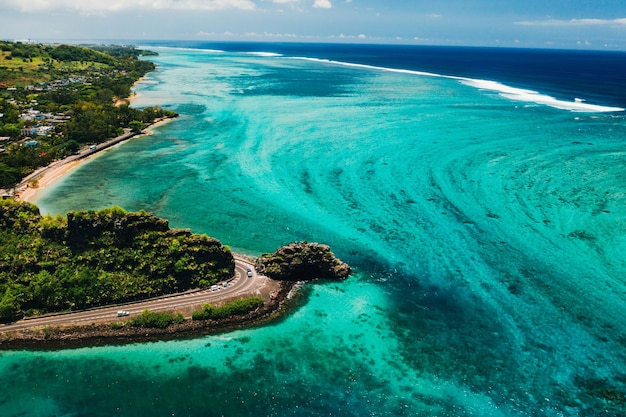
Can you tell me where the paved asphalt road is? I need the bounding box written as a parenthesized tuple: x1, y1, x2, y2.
(0, 256, 267, 332)
(15, 129, 135, 192)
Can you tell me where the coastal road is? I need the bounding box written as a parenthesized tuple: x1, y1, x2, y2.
(15, 119, 173, 200)
(14, 129, 136, 193)
(0, 256, 270, 333)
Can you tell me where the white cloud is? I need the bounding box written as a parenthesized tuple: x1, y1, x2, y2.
(332, 33, 365, 40)
(516, 18, 626, 27)
(4, 0, 257, 13)
(272, 0, 304, 12)
(312, 0, 331, 9)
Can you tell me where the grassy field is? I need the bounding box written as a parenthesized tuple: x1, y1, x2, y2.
(0, 51, 109, 87)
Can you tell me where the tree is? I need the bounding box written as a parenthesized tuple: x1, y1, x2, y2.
(0, 123, 23, 139)
(115, 103, 142, 126)
(129, 120, 144, 133)
(63, 140, 80, 154)
(0, 99, 21, 124)
(0, 288, 21, 322)
(0, 162, 23, 189)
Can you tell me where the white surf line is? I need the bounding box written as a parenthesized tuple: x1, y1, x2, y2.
(288, 56, 625, 113)
(139, 45, 225, 54)
(245, 52, 284, 57)
(458, 78, 625, 113)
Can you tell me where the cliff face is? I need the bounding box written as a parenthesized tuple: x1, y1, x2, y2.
(66, 209, 169, 249)
(256, 242, 351, 281)
(63, 208, 235, 289)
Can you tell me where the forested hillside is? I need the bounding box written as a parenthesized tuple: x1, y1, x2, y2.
(0, 201, 234, 322)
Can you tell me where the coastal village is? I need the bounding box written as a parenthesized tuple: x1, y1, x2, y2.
(0, 41, 172, 198)
(0, 78, 76, 146)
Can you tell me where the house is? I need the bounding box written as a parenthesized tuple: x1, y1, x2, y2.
(22, 127, 37, 136)
(45, 113, 69, 126)
(35, 126, 54, 136)
(20, 109, 44, 122)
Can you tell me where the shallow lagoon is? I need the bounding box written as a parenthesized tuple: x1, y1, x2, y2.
(8, 46, 626, 416)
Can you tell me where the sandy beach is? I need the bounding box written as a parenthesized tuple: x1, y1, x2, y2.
(114, 92, 142, 107)
(16, 116, 176, 204)
(114, 75, 147, 107)
(17, 159, 83, 202)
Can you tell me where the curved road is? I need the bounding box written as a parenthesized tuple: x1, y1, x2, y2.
(0, 256, 269, 333)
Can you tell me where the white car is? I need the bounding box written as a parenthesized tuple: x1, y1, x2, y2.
(246, 269, 253, 277)
(211, 285, 220, 291)
(117, 310, 130, 317)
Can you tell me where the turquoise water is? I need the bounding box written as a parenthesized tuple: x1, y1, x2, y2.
(4, 47, 626, 416)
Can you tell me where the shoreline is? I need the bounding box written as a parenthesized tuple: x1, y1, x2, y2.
(0, 75, 309, 350)
(16, 116, 176, 204)
(0, 281, 302, 351)
(2, 77, 306, 351)
(115, 74, 146, 107)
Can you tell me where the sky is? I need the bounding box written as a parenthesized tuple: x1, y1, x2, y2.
(1, 0, 626, 49)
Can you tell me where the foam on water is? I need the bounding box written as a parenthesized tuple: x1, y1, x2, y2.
(460, 78, 625, 112)
(293, 56, 625, 113)
(246, 51, 284, 57)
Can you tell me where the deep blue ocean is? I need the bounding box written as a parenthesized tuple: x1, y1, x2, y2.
(3, 42, 626, 417)
(144, 41, 626, 108)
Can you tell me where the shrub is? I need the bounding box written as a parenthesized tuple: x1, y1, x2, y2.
(0, 288, 21, 322)
(192, 297, 264, 321)
(40, 214, 66, 241)
(99, 206, 127, 217)
(129, 309, 184, 328)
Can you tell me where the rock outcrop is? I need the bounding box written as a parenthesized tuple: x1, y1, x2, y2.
(256, 242, 351, 281)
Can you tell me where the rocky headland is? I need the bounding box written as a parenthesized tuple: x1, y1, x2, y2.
(255, 241, 351, 281)
(0, 206, 351, 350)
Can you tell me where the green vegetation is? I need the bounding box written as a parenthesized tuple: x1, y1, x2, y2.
(0, 40, 177, 189)
(256, 241, 351, 281)
(130, 309, 185, 329)
(0, 41, 151, 89)
(192, 297, 265, 321)
(0, 200, 234, 323)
